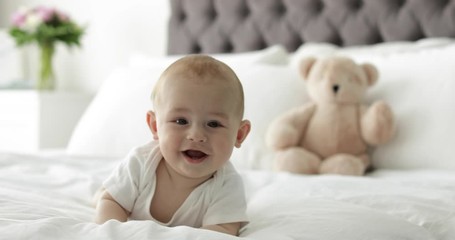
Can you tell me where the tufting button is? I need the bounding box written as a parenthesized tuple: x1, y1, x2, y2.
(352, 0, 363, 10)
(224, 42, 233, 52)
(313, 0, 324, 12)
(192, 44, 201, 53)
(240, 6, 250, 18)
(396, 0, 406, 7)
(207, 9, 217, 20)
(257, 39, 266, 50)
(179, 12, 186, 22)
(276, 3, 287, 15)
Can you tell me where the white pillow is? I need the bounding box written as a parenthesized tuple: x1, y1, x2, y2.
(290, 37, 455, 69)
(231, 64, 308, 170)
(291, 38, 455, 170)
(67, 47, 292, 159)
(66, 66, 157, 157)
(365, 44, 455, 170)
(129, 44, 289, 68)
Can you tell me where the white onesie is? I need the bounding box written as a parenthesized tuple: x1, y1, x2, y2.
(103, 141, 248, 227)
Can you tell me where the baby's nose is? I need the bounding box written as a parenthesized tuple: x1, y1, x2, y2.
(187, 128, 207, 142)
(187, 136, 207, 142)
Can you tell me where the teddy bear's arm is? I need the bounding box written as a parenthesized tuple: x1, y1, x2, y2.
(360, 101, 396, 145)
(266, 103, 316, 150)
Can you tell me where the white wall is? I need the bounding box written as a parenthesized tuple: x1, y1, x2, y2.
(0, 0, 170, 93)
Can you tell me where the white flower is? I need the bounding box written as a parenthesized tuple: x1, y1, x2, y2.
(23, 12, 42, 33)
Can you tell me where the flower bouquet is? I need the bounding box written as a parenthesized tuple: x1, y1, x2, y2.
(9, 6, 84, 90)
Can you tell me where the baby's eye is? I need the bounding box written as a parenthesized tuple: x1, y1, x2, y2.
(175, 118, 188, 125)
(207, 121, 222, 128)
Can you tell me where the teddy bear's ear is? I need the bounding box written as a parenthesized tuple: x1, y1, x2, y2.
(362, 63, 379, 86)
(299, 57, 317, 80)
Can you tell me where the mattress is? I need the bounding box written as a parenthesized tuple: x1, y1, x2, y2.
(1, 152, 454, 239)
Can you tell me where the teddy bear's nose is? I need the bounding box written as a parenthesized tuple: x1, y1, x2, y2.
(332, 84, 340, 93)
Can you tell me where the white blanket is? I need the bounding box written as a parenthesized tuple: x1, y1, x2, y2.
(1, 153, 454, 240)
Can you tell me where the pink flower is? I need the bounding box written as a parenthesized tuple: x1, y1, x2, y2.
(11, 8, 27, 27)
(34, 6, 55, 22)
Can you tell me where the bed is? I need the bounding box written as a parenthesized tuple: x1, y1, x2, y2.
(1, 0, 455, 239)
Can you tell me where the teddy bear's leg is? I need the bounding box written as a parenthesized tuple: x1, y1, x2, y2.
(319, 154, 367, 176)
(357, 154, 370, 169)
(274, 147, 321, 174)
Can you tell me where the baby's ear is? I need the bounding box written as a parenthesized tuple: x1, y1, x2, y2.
(235, 120, 251, 148)
(146, 111, 159, 140)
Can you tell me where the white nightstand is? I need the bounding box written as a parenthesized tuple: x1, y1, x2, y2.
(0, 90, 93, 152)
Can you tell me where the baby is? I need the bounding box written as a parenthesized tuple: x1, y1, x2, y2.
(94, 55, 251, 236)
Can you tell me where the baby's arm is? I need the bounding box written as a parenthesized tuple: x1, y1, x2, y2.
(94, 189, 130, 224)
(201, 222, 241, 236)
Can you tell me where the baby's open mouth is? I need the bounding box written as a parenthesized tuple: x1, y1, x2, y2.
(183, 150, 208, 163)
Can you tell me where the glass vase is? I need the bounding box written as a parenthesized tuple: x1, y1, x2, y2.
(38, 43, 56, 90)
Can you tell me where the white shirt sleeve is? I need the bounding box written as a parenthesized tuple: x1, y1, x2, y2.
(103, 148, 143, 212)
(202, 165, 248, 226)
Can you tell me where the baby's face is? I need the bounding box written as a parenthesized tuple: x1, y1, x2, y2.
(152, 75, 246, 180)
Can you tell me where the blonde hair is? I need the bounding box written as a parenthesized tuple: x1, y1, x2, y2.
(152, 54, 245, 117)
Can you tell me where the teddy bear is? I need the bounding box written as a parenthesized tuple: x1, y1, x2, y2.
(266, 56, 395, 176)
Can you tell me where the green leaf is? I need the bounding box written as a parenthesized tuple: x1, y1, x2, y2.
(9, 16, 85, 48)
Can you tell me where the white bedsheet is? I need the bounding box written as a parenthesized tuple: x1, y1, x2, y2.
(0, 153, 454, 240)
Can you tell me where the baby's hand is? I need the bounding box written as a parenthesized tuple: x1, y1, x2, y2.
(94, 190, 129, 224)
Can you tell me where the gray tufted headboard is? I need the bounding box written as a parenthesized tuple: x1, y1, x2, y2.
(167, 0, 455, 55)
